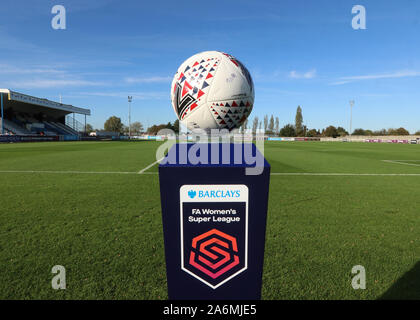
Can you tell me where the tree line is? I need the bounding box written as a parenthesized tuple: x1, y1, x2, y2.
(86, 108, 419, 137)
(84, 116, 180, 135)
(242, 106, 419, 137)
(241, 106, 350, 137)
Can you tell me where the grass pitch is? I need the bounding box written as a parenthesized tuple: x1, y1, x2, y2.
(0, 141, 419, 299)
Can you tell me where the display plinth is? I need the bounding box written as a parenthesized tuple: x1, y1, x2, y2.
(159, 143, 270, 300)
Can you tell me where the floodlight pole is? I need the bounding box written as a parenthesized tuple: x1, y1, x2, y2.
(128, 96, 133, 138)
(349, 100, 355, 137)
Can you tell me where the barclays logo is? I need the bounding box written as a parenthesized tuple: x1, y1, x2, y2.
(198, 190, 240, 198)
(188, 190, 197, 199)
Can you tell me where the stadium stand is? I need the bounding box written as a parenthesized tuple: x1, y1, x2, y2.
(0, 89, 90, 141)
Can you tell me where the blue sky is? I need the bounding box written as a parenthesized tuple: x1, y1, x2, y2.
(1, 0, 420, 132)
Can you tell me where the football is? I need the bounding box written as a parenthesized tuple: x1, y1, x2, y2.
(171, 51, 254, 131)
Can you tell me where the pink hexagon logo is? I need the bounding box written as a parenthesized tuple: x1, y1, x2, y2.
(184, 228, 246, 289)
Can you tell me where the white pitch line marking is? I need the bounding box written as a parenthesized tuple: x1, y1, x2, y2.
(270, 172, 420, 176)
(0, 170, 419, 176)
(137, 157, 165, 174)
(382, 160, 420, 161)
(382, 160, 420, 167)
(0, 170, 138, 175)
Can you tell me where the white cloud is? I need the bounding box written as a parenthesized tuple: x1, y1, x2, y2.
(331, 70, 420, 85)
(0, 62, 108, 89)
(124, 76, 171, 84)
(73, 91, 167, 100)
(329, 80, 351, 86)
(0, 64, 65, 75)
(8, 79, 106, 89)
(289, 69, 317, 79)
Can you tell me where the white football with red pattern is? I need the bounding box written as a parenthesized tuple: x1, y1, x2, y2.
(171, 51, 254, 131)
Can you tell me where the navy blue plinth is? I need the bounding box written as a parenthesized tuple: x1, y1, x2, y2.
(159, 143, 270, 300)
